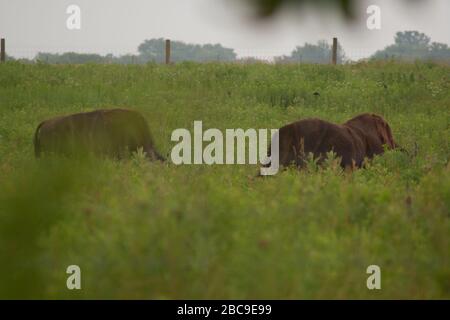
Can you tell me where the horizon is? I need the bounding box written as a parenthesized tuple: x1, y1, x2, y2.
(1, 0, 449, 61)
(6, 31, 450, 62)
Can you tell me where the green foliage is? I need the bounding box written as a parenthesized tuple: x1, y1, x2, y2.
(276, 40, 346, 64)
(28, 39, 237, 65)
(138, 38, 237, 63)
(35, 52, 107, 64)
(0, 61, 448, 299)
(372, 31, 450, 62)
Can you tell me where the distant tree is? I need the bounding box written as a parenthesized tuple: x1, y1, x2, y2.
(276, 40, 346, 64)
(236, 57, 267, 64)
(4, 53, 15, 61)
(428, 42, 450, 60)
(29, 39, 237, 65)
(372, 31, 450, 61)
(394, 30, 430, 47)
(35, 52, 106, 64)
(137, 39, 166, 63)
(137, 38, 237, 62)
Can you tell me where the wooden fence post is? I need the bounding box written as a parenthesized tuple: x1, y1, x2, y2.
(1, 38, 5, 63)
(165, 39, 171, 65)
(332, 37, 337, 65)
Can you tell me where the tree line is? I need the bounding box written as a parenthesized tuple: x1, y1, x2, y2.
(371, 31, 450, 61)
(6, 31, 450, 64)
(31, 39, 236, 64)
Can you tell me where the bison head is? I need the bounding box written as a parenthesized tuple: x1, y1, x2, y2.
(345, 113, 397, 150)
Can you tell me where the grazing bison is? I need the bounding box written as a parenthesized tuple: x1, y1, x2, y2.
(270, 113, 399, 169)
(34, 109, 164, 161)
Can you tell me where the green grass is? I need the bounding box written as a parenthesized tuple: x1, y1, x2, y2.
(0, 61, 449, 299)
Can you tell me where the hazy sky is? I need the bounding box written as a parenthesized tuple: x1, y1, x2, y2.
(0, 0, 449, 59)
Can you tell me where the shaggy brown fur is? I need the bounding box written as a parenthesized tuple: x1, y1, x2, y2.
(272, 113, 398, 169)
(34, 109, 164, 161)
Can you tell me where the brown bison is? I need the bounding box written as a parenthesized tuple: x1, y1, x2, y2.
(34, 108, 164, 161)
(270, 113, 399, 169)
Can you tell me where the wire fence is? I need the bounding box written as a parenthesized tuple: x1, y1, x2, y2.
(1, 41, 449, 65)
(2, 49, 375, 64)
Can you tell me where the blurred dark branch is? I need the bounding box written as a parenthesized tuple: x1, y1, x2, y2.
(249, 0, 355, 18)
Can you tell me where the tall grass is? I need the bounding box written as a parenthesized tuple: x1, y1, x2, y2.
(0, 61, 448, 299)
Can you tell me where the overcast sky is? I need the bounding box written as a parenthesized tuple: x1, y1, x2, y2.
(0, 0, 449, 60)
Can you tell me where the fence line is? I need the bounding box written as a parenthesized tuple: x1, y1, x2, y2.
(332, 37, 337, 65)
(4, 38, 444, 65)
(1, 38, 5, 63)
(1, 37, 373, 64)
(165, 39, 171, 65)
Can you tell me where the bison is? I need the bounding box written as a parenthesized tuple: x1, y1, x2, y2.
(34, 108, 164, 161)
(269, 113, 400, 170)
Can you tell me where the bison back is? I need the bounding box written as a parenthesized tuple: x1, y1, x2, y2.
(34, 109, 160, 159)
(277, 118, 366, 168)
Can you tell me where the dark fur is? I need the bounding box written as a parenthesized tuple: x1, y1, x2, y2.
(271, 113, 398, 169)
(34, 108, 164, 161)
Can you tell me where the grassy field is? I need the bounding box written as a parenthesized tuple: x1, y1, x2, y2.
(0, 61, 448, 299)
